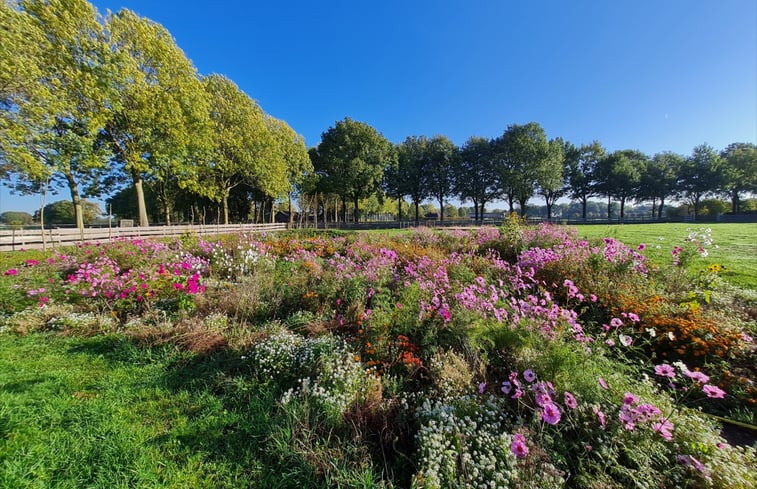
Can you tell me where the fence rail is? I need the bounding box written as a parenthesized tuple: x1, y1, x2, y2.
(0, 223, 287, 251)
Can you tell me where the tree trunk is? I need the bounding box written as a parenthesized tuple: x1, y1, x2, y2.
(472, 200, 478, 221)
(508, 194, 515, 213)
(518, 198, 527, 217)
(288, 194, 294, 229)
(620, 197, 625, 221)
(223, 194, 230, 225)
(731, 191, 739, 213)
(165, 203, 172, 226)
(581, 198, 587, 220)
(40, 183, 47, 251)
(133, 173, 149, 227)
(414, 200, 420, 225)
(353, 196, 360, 223)
(658, 198, 665, 220)
(397, 198, 402, 222)
(651, 197, 657, 219)
(607, 196, 612, 220)
(65, 174, 85, 231)
(438, 197, 444, 221)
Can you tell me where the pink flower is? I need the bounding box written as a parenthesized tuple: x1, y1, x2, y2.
(610, 317, 623, 328)
(619, 334, 633, 347)
(598, 377, 609, 390)
(478, 382, 486, 394)
(511, 436, 529, 458)
(684, 370, 710, 384)
(593, 406, 606, 428)
(501, 381, 512, 395)
(623, 392, 639, 405)
(653, 418, 674, 441)
(3, 269, 18, 276)
(563, 391, 578, 409)
(541, 402, 561, 425)
(523, 369, 537, 383)
(702, 384, 726, 399)
(627, 312, 640, 322)
(589, 294, 597, 302)
(654, 364, 676, 378)
(637, 243, 646, 251)
(535, 392, 552, 407)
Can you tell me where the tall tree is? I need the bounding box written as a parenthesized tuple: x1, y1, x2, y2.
(537, 138, 566, 220)
(200, 74, 276, 225)
(267, 116, 312, 227)
(2, 0, 113, 230)
(495, 122, 549, 216)
(315, 118, 394, 222)
(640, 152, 682, 219)
(456, 136, 499, 221)
(565, 141, 604, 220)
(396, 136, 430, 224)
(594, 150, 645, 220)
(720, 142, 757, 213)
(424, 135, 458, 222)
(103, 9, 211, 226)
(678, 143, 723, 220)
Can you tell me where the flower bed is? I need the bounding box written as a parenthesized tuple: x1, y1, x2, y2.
(1, 224, 755, 488)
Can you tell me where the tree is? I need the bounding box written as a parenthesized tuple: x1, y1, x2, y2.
(395, 136, 430, 224)
(456, 137, 499, 221)
(537, 138, 566, 220)
(200, 74, 276, 225)
(315, 118, 395, 222)
(594, 150, 645, 220)
(720, 142, 757, 213)
(2, 0, 114, 230)
(678, 144, 723, 220)
(565, 141, 604, 220)
(267, 117, 312, 227)
(103, 9, 212, 226)
(0, 211, 33, 226)
(35, 199, 101, 225)
(640, 152, 682, 219)
(424, 135, 458, 222)
(494, 122, 550, 216)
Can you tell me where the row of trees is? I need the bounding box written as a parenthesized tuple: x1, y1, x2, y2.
(1, 0, 310, 229)
(307, 118, 756, 224)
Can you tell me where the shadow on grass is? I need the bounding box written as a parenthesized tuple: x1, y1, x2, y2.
(64, 333, 332, 488)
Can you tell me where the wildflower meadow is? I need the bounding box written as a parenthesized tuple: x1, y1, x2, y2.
(0, 220, 755, 488)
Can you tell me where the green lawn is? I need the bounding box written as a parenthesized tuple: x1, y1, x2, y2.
(573, 223, 757, 290)
(0, 333, 382, 489)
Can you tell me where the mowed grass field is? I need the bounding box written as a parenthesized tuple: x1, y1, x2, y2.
(574, 222, 757, 290)
(0, 333, 369, 489)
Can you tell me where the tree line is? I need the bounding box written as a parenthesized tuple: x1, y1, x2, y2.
(1, 0, 310, 229)
(308, 119, 755, 224)
(2, 1, 755, 228)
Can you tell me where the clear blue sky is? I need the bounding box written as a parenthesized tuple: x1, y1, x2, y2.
(2, 0, 756, 214)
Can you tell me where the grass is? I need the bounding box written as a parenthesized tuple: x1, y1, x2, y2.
(574, 222, 757, 290)
(0, 333, 386, 489)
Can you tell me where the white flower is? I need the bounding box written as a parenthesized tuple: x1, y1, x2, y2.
(645, 327, 657, 337)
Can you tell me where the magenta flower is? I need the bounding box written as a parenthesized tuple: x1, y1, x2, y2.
(511, 436, 529, 458)
(563, 391, 578, 409)
(511, 388, 524, 399)
(523, 369, 537, 383)
(627, 312, 640, 322)
(623, 392, 639, 405)
(535, 392, 552, 407)
(593, 406, 607, 428)
(684, 370, 710, 383)
(3, 269, 18, 276)
(478, 382, 486, 394)
(653, 418, 674, 441)
(598, 377, 609, 390)
(702, 384, 726, 399)
(541, 402, 561, 425)
(610, 317, 623, 328)
(654, 364, 676, 378)
(24, 259, 39, 266)
(637, 243, 646, 251)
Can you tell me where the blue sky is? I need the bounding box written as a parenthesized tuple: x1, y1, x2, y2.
(2, 0, 756, 214)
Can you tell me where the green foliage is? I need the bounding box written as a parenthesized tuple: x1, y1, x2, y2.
(35, 198, 101, 225)
(0, 211, 33, 226)
(313, 117, 396, 222)
(494, 122, 550, 215)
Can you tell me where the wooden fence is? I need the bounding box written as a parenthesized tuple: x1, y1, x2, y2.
(0, 223, 287, 252)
